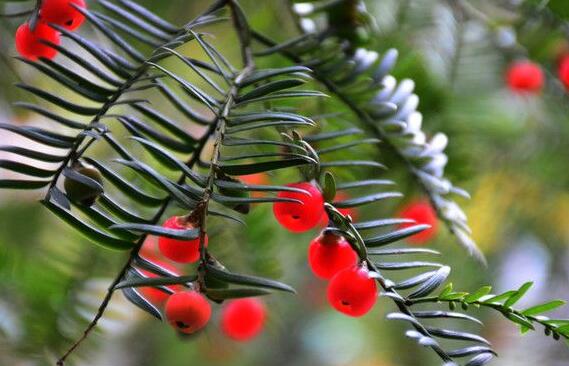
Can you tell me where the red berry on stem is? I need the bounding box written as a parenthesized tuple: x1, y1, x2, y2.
(15, 22, 60, 61)
(40, 0, 86, 31)
(221, 298, 267, 341)
(558, 55, 569, 90)
(327, 265, 377, 317)
(158, 216, 207, 263)
(506, 60, 544, 93)
(398, 199, 438, 245)
(308, 232, 358, 280)
(273, 182, 324, 232)
(165, 291, 211, 334)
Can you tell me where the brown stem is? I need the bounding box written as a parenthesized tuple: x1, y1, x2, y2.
(197, 0, 256, 272)
(55, 256, 132, 366)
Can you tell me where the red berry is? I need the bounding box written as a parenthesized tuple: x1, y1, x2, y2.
(158, 216, 207, 263)
(165, 291, 211, 334)
(398, 200, 438, 245)
(240, 172, 269, 186)
(15, 22, 60, 61)
(273, 182, 324, 232)
(308, 232, 358, 280)
(138, 259, 182, 306)
(558, 55, 569, 90)
(506, 60, 544, 93)
(327, 265, 377, 317)
(221, 298, 266, 341)
(40, 0, 86, 31)
(240, 173, 270, 198)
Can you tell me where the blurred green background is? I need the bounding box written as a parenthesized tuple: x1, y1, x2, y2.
(1, 0, 569, 365)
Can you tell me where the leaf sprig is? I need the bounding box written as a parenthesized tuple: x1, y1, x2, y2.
(412, 282, 569, 345)
(304, 119, 568, 364)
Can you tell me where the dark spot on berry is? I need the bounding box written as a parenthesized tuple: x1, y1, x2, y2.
(292, 215, 300, 219)
(176, 321, 189, 329)
(66, 19, 74, 26)
(341, 300, 350, 306)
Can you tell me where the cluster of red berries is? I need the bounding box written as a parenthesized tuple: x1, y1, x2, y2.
(506, 56, 569, 93)
(152, 181, 439, 332)
(273, 183, 374, 316)
(165, 292, 266, 341)
(309, 231, 377, 317)
(15, 0, 86, 61)
(272, 181, 440, 317)
(135, 216, 267, 341)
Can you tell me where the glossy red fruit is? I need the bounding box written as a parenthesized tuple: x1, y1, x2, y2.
(15, 22, 60, 61)
(240, 173, 270, 198)
(308, 232, 358, 280)
(506, 60, 544, 93)
(165, 291, 211, 334)
(327, 265, 377, 317)
(40, 0, 86, 31)
(558, 55, 569, 90)
(398, 200, 438, 245)
(221, 298, 267, 341)
(273, 182, 324, 232)
(158, 216, 207, 263)
(138, 259, 182, 306)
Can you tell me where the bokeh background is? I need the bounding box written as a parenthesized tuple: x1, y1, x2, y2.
(1, 0, 569, 365)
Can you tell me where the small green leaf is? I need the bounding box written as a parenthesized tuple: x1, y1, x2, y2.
(304, 128, 363, 142)
(408, 266, 450, 299)
(505, 312, 534, 330)
(334, 192, 402, 208)
(238, 79, 306, 102)
(504, 282, 533, 308)
(121, 287, 162, 320)
(482, 290, 517, 305)
(110, 223, 200, 240)
(238, 66, 311, 87)
(0, 179, 50, 189)
(522, 300, 566, 317)
(220, 158, 313, 175)
(557, 324, 569, 336)
(322, 172, 336, 202)
(205, 264, 296, 294)
(438, 283, 453, 298)
(43, 199, 135, 251)
(0, 160, 56, 178)
(375, 261, 443, 270)
(440, 292, 469, 301)
(464, 286, 492, 304)
(364, 225, 431, 247)
(543, 320, 569, 327)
